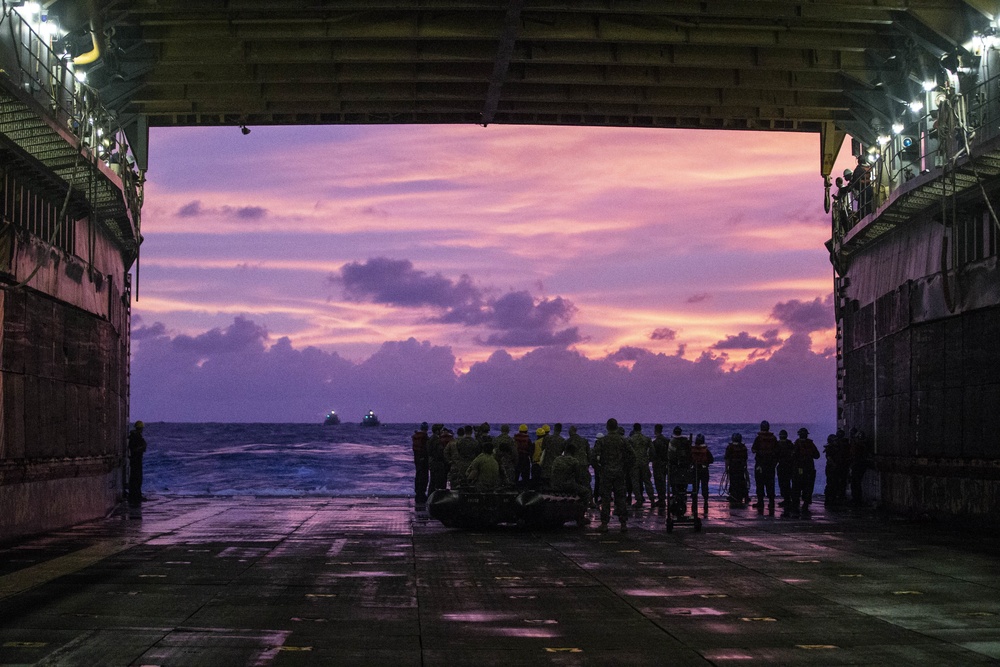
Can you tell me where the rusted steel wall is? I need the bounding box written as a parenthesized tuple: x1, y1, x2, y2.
(0, 224, 129, 540)
(841, 208, 1000, 519)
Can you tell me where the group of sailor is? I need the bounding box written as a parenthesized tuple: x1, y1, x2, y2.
(411, 418, 869, 532)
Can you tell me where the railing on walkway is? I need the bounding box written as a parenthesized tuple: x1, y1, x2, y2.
(0, 3, 142, 246)
(832, 69, 1000, 246)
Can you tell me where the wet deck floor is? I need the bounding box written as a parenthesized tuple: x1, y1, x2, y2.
(1, 497, 998, 666)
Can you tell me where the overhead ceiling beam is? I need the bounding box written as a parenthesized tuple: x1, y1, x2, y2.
(481, 0, 524, 125)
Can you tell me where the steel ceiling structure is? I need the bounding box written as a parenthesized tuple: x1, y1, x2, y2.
(51, 1, 996, 161)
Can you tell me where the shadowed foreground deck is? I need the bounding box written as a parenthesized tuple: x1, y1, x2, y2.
(1, 497, 998, 666)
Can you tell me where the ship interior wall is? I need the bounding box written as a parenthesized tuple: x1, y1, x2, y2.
(841, 207, 1000, 519)
(0, 286, 128, 539)
(1, 178, 129, 540)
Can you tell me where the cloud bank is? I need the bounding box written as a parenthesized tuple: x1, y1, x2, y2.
(130, 312, 835, 424)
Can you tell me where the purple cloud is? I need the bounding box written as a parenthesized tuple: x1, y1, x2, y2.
(227, 205, 267, 220)
(175, 200, 268, 220)
(338, 258, 479, 309)
(132, 321, 167, 340)
(177, 200, 203, 217)
(131, 316, 835, 424)
(686, 293, 711, 304)
(650, 327, 677, 341)
(771, 294, 834, 333)
(172, 316, 269, 355)
(713, 329, 781, 350)
(607, 346, 650, 362)
(336, 259, 580, 347)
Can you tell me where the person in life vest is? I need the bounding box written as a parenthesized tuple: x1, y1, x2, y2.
(751, 420, 779, 514)
(848, 427, 869, 506)
(492, 424, 517, 487)
(775, 429, 795, 507)
(466, 441, 501, 492)
(513, 424, 533, 488)
(447, 426, 480, 490)
(412, 422, 430, 504)
(790, 427, 821, 516)
(690, 434, 714, 517)
(540, 423, 566, 487)
(565, 425, 593, 506)
(724, 433, 750, 507)
(650, 424, 670, 510)
(824, 429, 850, 506)
(427, 424, 451, 494)
(667, 426, 692, 517)
(550, 442, 593, 516)
(532, 427, 546, 488)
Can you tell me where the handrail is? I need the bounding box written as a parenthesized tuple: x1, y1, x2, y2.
(832, 70, 1000, 244)
(0, 4, 142, 246)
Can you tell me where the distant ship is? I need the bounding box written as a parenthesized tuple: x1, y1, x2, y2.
(361, 410, 380, 427)
(323, 411, 341, 425)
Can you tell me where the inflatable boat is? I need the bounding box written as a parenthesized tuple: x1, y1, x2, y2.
(427, 488, 588, 530)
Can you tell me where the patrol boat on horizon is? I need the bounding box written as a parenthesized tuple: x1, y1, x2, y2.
(361, 410, 380, 427)
(323, 411, 341, 425)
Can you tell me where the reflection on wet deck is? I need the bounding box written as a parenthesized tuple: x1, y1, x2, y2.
(1, 497, 999, 665)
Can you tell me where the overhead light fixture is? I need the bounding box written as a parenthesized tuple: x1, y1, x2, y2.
(922, 80, 937, 91)
(877, 134, 891, 146)
(909, 100, 924, 113)
(891, 122, 905, 134)
(74, 70, 87, 83)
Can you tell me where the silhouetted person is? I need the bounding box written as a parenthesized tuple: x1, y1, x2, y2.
(427, 424, 450, 493)
(412, 422, 430, 504)
(127, 421, 147, 505)
(791, 428, 820, 516)
(752, 420, 778, 514)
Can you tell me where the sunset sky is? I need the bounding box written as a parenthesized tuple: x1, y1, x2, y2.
(129, 124, 852, 425)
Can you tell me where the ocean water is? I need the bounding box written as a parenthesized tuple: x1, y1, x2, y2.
(142, 421, 834, 498)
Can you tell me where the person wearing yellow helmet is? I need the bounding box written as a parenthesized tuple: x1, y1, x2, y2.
(127, 420, 147, 505)
(532, 427, 546, 486)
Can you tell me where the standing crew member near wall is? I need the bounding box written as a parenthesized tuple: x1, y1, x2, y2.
(127, 421, 147, 506)
(791, 427, 820, 516)
(412, 422, 430, 504)
(824, 431, 850, 506)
